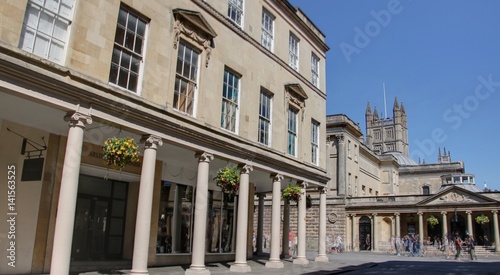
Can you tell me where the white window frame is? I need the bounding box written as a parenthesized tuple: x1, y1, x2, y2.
(109, 6, 148, 93)
(173, 41, 200, 116)
(287, 106, 298, 157)
(258, 90, 272, 146)
(311, 120, 319, 165)
(228, 0, 244, 28)
(311, 53, 320, 88)
(288, 32, 299, 70)
(261, 8, 274, 52)
(221, 68, 240, 133)
(19, 0, 75, 64)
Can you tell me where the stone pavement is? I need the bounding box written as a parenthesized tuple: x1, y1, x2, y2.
(42, 251, 500, 275)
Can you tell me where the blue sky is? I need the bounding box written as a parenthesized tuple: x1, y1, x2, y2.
(289, 0, 500, 191)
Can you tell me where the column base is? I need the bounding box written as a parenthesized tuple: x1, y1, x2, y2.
(130, 269, 149, 275)
(293, 257, 309, 265)
(185, 267, 211, 275)
(229, 263, 252, 273)
(265, 260, 284, 268)
(315, 255, 329, 262)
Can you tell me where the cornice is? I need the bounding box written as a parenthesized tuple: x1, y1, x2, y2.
(0, 44, 329, 184)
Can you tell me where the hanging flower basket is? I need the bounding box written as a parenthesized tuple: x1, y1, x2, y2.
(475, 214, 490, 225)
(103, 137, 140, 170)
(282, 183, 302, 204)
(214, 165, 240, 194)
(427, 215, 439, 228)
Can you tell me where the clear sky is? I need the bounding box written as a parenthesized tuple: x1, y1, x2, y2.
(289, 0, 500, 191)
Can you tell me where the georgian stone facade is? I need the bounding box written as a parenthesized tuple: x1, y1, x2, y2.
(0, 0, 329, 274)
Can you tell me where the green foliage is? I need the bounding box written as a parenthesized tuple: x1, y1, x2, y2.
(214, 165, 240, 194)
(282, 183, 302, 204)
(427, 215, 439, 227)
(475, 214, 490, 224)
(103, 137, 140, 169)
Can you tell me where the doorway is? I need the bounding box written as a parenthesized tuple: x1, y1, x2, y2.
(359, 216, 371, 250)
(72, 174, 128, 260)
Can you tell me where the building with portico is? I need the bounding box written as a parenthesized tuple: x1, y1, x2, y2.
(322, 99, 500, 254)
(0, 0, 330, 274)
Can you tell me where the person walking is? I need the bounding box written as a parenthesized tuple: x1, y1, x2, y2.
(468, 236, 477, 261)
(454, 236, 463, 260)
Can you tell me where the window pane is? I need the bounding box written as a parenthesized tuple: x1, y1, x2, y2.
(21, 0, 74, 63)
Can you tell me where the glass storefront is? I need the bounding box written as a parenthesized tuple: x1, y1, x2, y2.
(157, 181, 236, 254)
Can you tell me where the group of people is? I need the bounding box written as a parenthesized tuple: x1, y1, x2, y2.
(389, 234, 477, 260)
(326, 234, 344, 254)
(389, 234, 423, 257)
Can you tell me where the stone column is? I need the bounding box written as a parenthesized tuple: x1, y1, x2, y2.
(256, 194, 266, 254)
(50, 112, 91, 275)
(294, 182, 309, 265)
(372, 213, 377, 251)
(315, 187, 328, 262)
(230, 164, 253, 273)
(335, 135, 346, 196)
(395, 213, 401, 239)
(352, 214, 357, 251)
(441, 211, 448, 250)
(281, 199, 290, 258)
(418, 212, 424, 249)
(185, 152, 213, 275)
(466, 210, 473, 237)
(266, 174, 284, 268)
(131, 135, 163, 275)
(492, 210, 500, 253)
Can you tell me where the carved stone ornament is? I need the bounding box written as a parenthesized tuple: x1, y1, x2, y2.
(328, 213, 338, 224)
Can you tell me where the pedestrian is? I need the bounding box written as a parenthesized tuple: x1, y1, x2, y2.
(454, 236, 463, 260)
(365, 234, 371, 250)
(468, 236, 477, 261)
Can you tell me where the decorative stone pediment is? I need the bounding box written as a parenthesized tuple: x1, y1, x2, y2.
(173, 9, 217, 67)
(285, 83, 307, 120)
(416, 186, 497, 206)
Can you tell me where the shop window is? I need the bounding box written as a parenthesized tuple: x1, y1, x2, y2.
(156, 182, 235, 254)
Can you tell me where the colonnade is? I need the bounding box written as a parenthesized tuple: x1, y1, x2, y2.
(50, 111, 328, 275)
(346, 210, 500, 253)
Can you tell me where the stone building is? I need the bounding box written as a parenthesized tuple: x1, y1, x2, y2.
(321, 99, 500, 253)
(255, 98, 500, 258)
(0, 0, 329, 274)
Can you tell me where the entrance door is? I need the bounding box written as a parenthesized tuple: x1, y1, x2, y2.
(359, 216, 371, 250)
(72, 196, 109, 260)
(72, 174, 128, 260)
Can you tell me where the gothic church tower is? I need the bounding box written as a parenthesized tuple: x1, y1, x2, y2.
(365, 97, 409, 156)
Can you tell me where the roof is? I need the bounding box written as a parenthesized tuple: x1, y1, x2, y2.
(382, 151, 418, 166)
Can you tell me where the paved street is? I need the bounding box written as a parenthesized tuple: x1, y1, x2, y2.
(68, 251, 500, 275)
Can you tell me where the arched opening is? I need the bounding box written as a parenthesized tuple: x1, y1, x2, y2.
(359, 216, 371, 251)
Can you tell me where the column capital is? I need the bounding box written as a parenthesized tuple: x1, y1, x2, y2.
(141, 135, 163, 149)
(270, 173, 284, 182)
(441, 211, 447, 216)
(257, 193, 266, 199)
(194, 151, 214, 163)
(238, 164, 253, 174)
(417, 211, 423, 216)
(319, 186, 328, 194)
(64, 112, 92, 128)
(372, 213, 378, 217)
(466, 210, 473, 215)
(350, 213, 356, 218)
(333, 134, 345, 143)
(492, 210, 499, 215)
(298, 181, 308, 189)
(394, 212, 400, 217)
